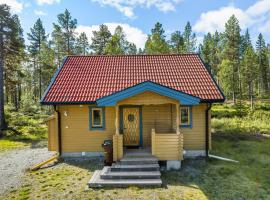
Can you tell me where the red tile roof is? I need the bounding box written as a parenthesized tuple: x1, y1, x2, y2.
(41, 54, 225, 104)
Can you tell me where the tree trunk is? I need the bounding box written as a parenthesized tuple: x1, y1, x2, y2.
(0, 32, 7, 131)
(39, 62, 42, 100)
(250, 81, 254, 110)
(18, 82, 21, 109)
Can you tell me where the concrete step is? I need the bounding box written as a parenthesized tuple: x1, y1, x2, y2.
(124, 152, 153, 158)
(120, 157, 158, 165)
(100, 167, 161, 179)
(111, 163, 160, 172)
(88, 170, 162, 188)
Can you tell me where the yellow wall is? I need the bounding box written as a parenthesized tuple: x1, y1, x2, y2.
(142, 104, 176, 146)
(47, 92, 211, 153)
(58, 105, 115, 152)
(174, 104, 211, 150)
(118, 91, 178, 105)
(47, 115, 58, 151)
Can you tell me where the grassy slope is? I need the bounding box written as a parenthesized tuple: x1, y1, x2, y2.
(211, 102, 270, 134)
(1, 133, 269, 200)
(0, 139, 28, 153)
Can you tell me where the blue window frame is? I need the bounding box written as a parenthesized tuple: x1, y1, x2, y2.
(180, 106, 192, 128)
(89, 107, 105, 130)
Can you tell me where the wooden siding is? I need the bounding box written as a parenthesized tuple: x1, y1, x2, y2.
(173, 104, 211, 150)
(142, 104, 175, 147)
(118, 91, 178, 105)
(152, 130, 183, 160)
(58, 105, 115, 152)
(113, 134, 123, 161)
(46, 115, 58, 151)
(45, 94, 211, 153)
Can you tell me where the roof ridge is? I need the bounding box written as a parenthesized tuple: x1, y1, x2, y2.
(65, 53, 199, 58)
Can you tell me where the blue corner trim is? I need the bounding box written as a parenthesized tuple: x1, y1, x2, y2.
(120, 105, 143, 147)
(40, 56, 68, 104)
(96, 81, 200, 106)
(89, 106, 106, 131)
(180, 106, 193, 129)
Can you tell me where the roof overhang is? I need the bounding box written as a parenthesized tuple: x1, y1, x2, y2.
(96, 81, 200, 106)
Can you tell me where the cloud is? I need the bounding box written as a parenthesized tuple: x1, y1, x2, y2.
(258, 20, 270, 35)
(91, 0, 182, 18)
(0, 0, 24, 13)
(36, 0, 60, 5)
(194, 6, 252, 33)
(194, 0, 270, 35)
(246, 0, 270, 17)
(76, 23, 148, 49)
(34, 9, 47, 16)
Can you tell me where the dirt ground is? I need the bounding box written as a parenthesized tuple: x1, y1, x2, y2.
(0, 147, 55, 194)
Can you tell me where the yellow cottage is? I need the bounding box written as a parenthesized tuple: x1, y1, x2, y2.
(41, 54, 225, 170)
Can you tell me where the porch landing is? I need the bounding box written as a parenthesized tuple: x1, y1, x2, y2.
(88, 149, 162, 188)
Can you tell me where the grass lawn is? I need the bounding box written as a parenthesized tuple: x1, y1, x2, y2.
(1, 132, 270, 200)
(0, 139, 28, 153)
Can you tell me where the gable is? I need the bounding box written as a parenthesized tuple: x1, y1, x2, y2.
(96, 81, 200, 106)
(118, 91, 179, 105)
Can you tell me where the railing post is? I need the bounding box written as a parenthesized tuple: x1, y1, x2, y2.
(176, 103, 180, 133)
(115, 104, 119, 135)
(113, 135, 118, 161)
(151, 128, 155, 156)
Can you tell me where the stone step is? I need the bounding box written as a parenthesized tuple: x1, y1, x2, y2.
(88, 170, 162, 188)
(124, 152, 153, 158)
(111, 164, 160, 172)
(120, 157, 158, 165)
(100, 167, 161, 179)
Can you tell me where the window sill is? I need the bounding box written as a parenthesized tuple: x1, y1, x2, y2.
(90, 127, 105, 131)
(180, 125, 192, 128)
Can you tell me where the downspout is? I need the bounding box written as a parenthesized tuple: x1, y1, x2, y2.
(205, 103, 212, 158)
(54, 105, 62, 156)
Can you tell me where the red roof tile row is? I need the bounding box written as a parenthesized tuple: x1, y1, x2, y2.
(42, 54, 224, 103)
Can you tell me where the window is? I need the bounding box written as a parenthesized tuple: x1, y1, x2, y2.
(180, 106, 192, 128)
(90, 107, 105, 130)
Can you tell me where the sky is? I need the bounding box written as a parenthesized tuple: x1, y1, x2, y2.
(1, 0, 270, 49)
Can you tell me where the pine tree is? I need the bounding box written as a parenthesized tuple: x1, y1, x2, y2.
(126, 43, 137, 55)
(170, 31, 184, 53)
(51, 24, 65, 68)
(256, 33, 269, 97)
(91, 24, 112, 55)
(0, 4, 25, 130)
(242, 46, 257, 109)
(54, 9, 77, 55)
(75, 32, 89, 55)
(183, 22, 196, 53)
(240, 29, 251, 57)
(145, 22, 170, 54)
(222, 15, 241, 103)
(201, 33, 212, 70)
(27, 18, 47, 100)
(210, 31, 222, 79)
(105, 26, 134, 55)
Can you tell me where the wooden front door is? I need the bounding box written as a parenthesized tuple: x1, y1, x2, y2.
(123, 107, 140, 146)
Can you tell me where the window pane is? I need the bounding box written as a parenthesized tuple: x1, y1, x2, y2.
(93, 109, 102, 126)
(181, 108, 189, 124)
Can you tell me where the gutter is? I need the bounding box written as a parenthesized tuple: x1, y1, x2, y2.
(205, 103, 212, 158)
(54, 105, 62, 156)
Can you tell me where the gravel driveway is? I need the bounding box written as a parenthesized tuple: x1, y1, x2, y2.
(0, 147, 55, 194)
